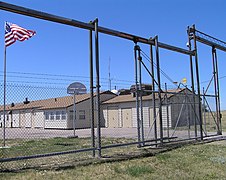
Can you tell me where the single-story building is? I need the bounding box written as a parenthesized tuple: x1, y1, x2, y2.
(0, 91, 116, 129)
(102, 87, 199, 128)
(0, 86, 199, 130)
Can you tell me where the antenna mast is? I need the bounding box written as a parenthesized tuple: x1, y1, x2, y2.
(108, 57, 112, 90)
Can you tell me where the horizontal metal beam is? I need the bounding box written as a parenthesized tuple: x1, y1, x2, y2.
(189, 25, 226, 52)
(0, 1, 194, 56)
(0, 147, 96, 163)
(196, 36, 226, 52)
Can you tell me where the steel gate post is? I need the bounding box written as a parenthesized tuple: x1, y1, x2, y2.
(94, 19, 101, 157)
(137, 47, 145, 146)
(165, 83, 170, 141)
(150, 44, 158, 145)
(214, 49, 222, 134)
(154, 36, 164, 145)
(89, 21, 95, 157)
(212, 47, 222, 135)
(203, 87, 207, 135)
(192, 25, 203, 140)
(187, 26, 198, 139)
(134, 44, 141, 147)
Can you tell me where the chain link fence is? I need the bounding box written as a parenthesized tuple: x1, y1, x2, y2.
(0, 81, 221, 171)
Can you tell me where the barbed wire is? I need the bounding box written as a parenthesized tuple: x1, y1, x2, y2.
(1, 69, 225, 92)
(0, 71, 134, 83)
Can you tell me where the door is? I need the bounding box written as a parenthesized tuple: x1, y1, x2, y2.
(25, 111, 32, 128)
(20, 111, 26, 128)
(149, 107, 160, 128)
(108, 107, 119, 128)
(122, 108, 132, 128)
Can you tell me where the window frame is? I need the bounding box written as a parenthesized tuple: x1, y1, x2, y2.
(61, 111, 66, 120)
(56, 111, 61, 120)
(79, 110, 86, 120)
(50, 112, 54, 120)
(45, 112, 50, 120)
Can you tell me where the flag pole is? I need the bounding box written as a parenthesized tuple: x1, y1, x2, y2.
(2, 22, 36, 147)
(3, 43, 6, 147)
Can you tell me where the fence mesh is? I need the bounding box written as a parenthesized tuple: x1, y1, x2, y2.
(0, 82, 221, 171)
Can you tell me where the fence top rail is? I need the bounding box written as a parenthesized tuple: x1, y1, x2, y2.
(0, 1, 194, 56)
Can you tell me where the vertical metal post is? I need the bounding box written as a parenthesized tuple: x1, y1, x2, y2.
(89, 22, 95, 157)
(212, 47, 222, 135)
(3, 45, 6, 147)
(137, 47, 145, 146)
(214, 49, 222, 134)
(192, 25, 203, 140)
(165, 83, 170, 141)
(187, 26, 197, 138)
(73, 93, 76, 137)
(187, 92, 191, 139)
(154, 36, 164, 144)
(94, 18, 101, 157)
(150, 44, 158, 145)
(203, 87, 207, 134)
(134, 44, 141, 147)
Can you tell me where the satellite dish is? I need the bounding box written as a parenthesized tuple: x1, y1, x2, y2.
(67, 82, 87, 95)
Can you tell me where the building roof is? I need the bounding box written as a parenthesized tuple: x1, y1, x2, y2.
(0, 91, 115, 111)
(102, 88, 190, 104)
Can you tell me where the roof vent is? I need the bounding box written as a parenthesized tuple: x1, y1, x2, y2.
(23, 98, 30, 104)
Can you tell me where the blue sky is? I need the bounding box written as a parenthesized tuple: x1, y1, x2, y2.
(0, 0, 226, 109)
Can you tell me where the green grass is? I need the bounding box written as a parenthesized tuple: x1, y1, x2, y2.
(1, 141, 226, 179)
(0, 111, 225, 179)
(0, 137, 136, 159)
(0, 137, 93, 158)
(0, 137, 138, 171)
(113, 165, 154, 177)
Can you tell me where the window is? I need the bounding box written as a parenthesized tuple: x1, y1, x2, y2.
(45, 112, 49, 120)
(69, 110, 76, 120)
(62, 111, 66, 120)
(50, 112, 54, 120)
(56, 111, 61, 120)
(79, 110, 85, 120)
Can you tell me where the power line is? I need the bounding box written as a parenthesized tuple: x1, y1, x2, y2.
(0, 71, 134, 84)
(140, 50, 226, 88)
(140, 50, 178, 88)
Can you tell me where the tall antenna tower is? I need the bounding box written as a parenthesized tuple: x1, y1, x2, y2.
(108, 57, 112, 90)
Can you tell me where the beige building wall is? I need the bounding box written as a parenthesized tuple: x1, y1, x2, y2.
(44, 108, 68, 129)
(67, 93, 117, 129)
(121, 108, 132, 128)
(103, 99, 173, 128)
(32, 111, 44, 128)
(12, 110, 20, 128)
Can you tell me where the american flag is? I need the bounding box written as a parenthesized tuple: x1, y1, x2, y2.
(5, 22, 36, 47)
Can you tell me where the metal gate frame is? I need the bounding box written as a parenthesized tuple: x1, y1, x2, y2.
(0, 2, 224, 162)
